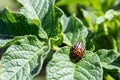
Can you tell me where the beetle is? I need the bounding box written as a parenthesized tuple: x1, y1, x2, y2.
(71, 42, 85, 60)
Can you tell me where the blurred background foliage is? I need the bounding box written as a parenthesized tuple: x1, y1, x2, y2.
(1, 0, 120, 16)
(55, 0, 120, 52)
(55, 0, 120, 17)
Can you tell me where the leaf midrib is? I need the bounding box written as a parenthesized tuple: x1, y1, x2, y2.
(72, 63, 76, 80)
(7, 46, 47, 80)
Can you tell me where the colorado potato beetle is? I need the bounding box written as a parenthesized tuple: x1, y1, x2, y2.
(71, 42, 85, 60)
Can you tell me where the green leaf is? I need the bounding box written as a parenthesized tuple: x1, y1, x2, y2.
(85, 29, 95, 51)
(0, 8, 39, 37)
(82, 9, 97, 30)
(93, 34, 118, 50)
(93, 10, 120, 51)
(104, 10, 120, 21)
(27, 0, 55, 21)
(42, 6, 63, 48)
(56, 0, 116, 11)
(0, 35, 49, 80)
(100, 0, 115, 11)
(0, 39, 11, 48)
(95, 49, 120, 71)
(0, 0, 56, 39)
(47, 46, 102, 80)
(0, 19, 15, 48)
(0, 0, 54, 45)
(103, 71, 116, 80)
(0, 36, 24, 48)
(62, 15, 88, 46)
(56, 0, 101, 10)
(16, 0, 55, 39)
(17, 0, 55, 21)
(0, 8, 47, 47)
(96, 16, 106, 24)
(17, 0, 39, 22)
(60, 14, 69, 31)
(116, 29, 120, 52)
(96, 10, 120, 24)
(61, 14, 94, 51)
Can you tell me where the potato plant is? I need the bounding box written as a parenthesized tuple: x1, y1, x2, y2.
(0, 0, 120, 80)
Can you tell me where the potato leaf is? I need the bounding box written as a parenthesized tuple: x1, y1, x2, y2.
(62, 15, 88, 46)
(95, 49, 120, 72)
(47, 46, 102, 80)
(0, 35, 49, 80)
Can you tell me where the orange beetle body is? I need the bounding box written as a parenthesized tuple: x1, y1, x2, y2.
(71, 42, 85, 59)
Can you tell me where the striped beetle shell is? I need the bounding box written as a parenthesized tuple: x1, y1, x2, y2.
(71, 42, 85, 59)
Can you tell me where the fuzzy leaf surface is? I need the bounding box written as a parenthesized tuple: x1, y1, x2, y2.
(0, 36, 49, 80)
(47, 47, 102, 80)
